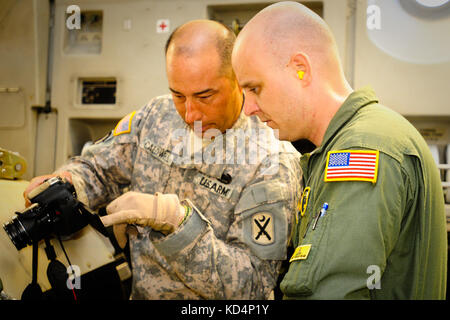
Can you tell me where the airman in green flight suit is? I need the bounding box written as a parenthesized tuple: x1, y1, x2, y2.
(232, 1, 447, 299)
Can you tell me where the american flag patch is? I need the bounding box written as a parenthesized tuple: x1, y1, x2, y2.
(113, 111, 136, 136)
(324, 150, 379, 183)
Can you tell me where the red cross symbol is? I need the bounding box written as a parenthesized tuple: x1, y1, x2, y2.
(157, 19, 170, 33)
(159, 21, 167, 31)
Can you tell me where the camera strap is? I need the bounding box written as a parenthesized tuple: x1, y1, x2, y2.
(31, 241, 38, 285)
(55, 234, 78, 300)
(20, 239, 76, 300)
(21, 241, 43, 300)
(45, 237, 69, 296)
(78, 203, 109, 238)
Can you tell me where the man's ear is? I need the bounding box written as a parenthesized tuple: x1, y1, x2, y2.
(288, 52, 312, 86)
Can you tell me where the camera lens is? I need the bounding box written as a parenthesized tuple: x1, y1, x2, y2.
(3, 218, 31, 250)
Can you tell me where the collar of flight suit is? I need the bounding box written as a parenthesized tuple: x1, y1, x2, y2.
(313, 86, 379, 155)
(299, 86, 379, 174)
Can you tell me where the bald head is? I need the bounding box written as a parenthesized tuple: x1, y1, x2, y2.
(232, 1, 352, 144)
(165, 20, 236, 78)
(234, 2, 342, 76)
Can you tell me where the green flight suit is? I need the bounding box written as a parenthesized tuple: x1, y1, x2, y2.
(281, 87, 447, 299)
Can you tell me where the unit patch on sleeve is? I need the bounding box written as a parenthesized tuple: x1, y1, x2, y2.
(324, 150, 379, 183)
(252, 213, 274, 245)
(113, 111, 136, 136)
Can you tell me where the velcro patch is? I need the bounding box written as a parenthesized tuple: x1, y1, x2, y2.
(113, 111, 136, 136)
(324, 150, 379, 183)
(252, 213, 274, 245)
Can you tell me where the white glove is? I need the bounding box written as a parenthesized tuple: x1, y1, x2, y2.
(101, 192, 188, 247)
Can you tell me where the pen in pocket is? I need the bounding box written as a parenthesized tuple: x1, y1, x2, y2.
(312, 202, 328, 231)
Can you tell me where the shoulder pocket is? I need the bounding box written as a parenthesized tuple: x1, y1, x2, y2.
(234, 180, 290, 260)
(234, 180, 286, 214)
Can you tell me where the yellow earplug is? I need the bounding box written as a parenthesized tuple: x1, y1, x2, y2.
(297, 70, 305, 80)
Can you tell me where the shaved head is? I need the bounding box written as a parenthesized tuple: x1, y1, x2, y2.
(232, 1, 352, 144)
(235, 1, 343, 78)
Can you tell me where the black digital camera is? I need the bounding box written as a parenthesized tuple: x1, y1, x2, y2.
(3, 176, 107, 250)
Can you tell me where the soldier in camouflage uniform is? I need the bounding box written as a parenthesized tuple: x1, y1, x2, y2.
(24, 20, 302, 299)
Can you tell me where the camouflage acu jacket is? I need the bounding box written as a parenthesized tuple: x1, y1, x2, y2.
(57, 94, 302, 299)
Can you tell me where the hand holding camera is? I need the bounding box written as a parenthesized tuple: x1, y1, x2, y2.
(4, 176, 107, 251)
(23, 171, 73, 207)
(101, 192, 188, 248)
